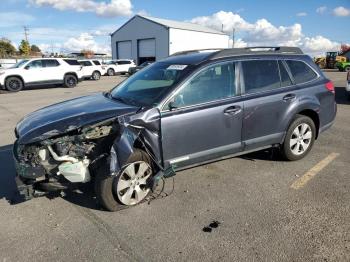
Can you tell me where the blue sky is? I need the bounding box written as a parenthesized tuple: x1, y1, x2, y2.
(0, 0, 349, 55)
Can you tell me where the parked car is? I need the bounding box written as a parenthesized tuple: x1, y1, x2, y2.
(336, 61, 350, 72)
(346, 71, 350, 99)
(0, 58, 83, 92)
(13, 47, 336, 211)
(128, 61, 153, 75)
(78, 59, 105, 80)
(103, 59, 135, 76)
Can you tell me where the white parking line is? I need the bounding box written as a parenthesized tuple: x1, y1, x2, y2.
(291, 152, 340, 190)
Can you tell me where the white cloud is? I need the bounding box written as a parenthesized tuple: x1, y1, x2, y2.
(296, 12, 307, 17)
(189, 11, 340, 56)
(301, 35, 339, 53)
(333, 6, 350, 17)
(316, 6, 327, 14)
(62, 33, 111, 54)
(30, 0, 133, 17)
(0, 12, 35, 27)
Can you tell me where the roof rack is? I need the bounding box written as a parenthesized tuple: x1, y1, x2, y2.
(170, 48, 225, 57)
(209, 46, 303, 59)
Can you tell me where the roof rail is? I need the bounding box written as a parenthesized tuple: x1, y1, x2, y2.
(170, 48, 225, 57)
(209, 46, 304, 59)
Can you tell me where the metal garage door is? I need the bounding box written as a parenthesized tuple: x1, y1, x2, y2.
(138, 39, 156, 57)
(117, 41, 132, 59)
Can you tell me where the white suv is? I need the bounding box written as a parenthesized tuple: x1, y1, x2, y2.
(78, 59, 106, 80)
(103, 59, 135, 76)
(0, 58, 84, 92)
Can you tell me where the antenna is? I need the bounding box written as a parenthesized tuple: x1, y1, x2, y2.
(23, 26, 29, 42)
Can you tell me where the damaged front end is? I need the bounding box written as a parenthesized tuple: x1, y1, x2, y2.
(14, 118, 119, 200)
(13, 107, 175, 202)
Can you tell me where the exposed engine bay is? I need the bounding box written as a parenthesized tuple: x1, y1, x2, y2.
(15, 119, 119, 189)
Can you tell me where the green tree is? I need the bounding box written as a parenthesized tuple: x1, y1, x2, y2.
(19, 40, 31, 56)
(0, 38, 16, 58)
(30, 44, 41, 53)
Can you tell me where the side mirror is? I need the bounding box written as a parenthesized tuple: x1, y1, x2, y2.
(168, 101, 178, 111)
(24, 65, 30, 70)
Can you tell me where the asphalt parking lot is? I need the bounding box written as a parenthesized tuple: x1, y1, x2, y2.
(0, 72, 349, 261)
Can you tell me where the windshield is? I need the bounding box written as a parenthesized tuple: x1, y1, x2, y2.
(110, 62, 190, 106)
(11, 60, 29, 68)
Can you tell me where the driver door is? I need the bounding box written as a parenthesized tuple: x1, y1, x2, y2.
(160, 61, 243, 169)
(23, 60, 45, 83)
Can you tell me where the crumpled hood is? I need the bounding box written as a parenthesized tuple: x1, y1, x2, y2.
(16, 93, 139, 144)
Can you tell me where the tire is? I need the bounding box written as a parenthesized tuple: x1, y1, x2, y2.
(107, 68, 115, 76)
(5, 77, 23, 92)
(281, 115, 316, 161)
(92, 71, 101, 80)
(95, 149, 153, 211)
(344, 66, 350, 73)
(64, 74, 77, 88)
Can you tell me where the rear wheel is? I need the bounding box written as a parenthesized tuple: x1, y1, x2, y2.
(5, 77, 23, 92)
(64, 74, 77, 88)
(344, 66, 350, 72)
(92, 71, 101, 80)
(95, 150, 152, 211)
(107, 68, 115, 76)
(281, 115, 316, 161)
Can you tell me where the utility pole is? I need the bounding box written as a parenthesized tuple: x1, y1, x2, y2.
(23, 26, 29, 42)
(232, 28, 235, 48)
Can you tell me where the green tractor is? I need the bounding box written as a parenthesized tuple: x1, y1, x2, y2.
(336, 61, 350, 72)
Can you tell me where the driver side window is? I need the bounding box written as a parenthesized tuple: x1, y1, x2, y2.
(168, 62, 236, 109)
(27, 60, 43, 69)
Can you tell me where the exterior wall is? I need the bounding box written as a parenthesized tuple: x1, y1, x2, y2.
(111, 16, 169, 62)
(169, 28, 229, 55)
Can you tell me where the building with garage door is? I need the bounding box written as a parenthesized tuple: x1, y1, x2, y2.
(111, 15, 229, 65)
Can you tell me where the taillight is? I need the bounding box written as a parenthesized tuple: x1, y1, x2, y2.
(325, 81, 334, 93)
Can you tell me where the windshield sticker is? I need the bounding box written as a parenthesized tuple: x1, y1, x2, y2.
(167, 65, 188, 70)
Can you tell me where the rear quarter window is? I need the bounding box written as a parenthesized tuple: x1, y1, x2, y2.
(285, 60, 318, 84)
(93, 60, 101, 65)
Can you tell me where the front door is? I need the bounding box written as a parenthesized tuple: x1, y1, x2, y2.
(23, 60, 45, 83)
(160, 61, 243, 169)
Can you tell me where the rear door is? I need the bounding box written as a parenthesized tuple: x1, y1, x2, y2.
(42, 59, 61, 80)
(240, 59, 295, 150)
(161, 61, 243, 169)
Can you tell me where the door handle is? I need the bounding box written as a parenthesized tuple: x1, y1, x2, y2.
(224, 106, 241, 115)
(283, 94, 296, 102)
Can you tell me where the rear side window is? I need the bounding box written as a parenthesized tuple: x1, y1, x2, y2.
(242, 60, 280, 94)
(278, 61, 292, 87)
(118, 61, 131, 65)
(64, 59, 80, 66)
(285, 60, 317, 84)
(93, 60, 101, 65)
(43, 59, 60, 67)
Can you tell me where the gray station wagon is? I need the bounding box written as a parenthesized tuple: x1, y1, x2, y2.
(13, 47, 336, 211)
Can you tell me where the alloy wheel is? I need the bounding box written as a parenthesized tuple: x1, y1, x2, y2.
(115, 161, 152, 205)
(290, 123, 312, 155)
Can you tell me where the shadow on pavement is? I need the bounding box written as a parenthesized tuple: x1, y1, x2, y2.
(335, 86, 350, 105)
(0, 144, 17, 202)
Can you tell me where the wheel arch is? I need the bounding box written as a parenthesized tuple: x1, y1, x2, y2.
(64, 72, 78, 79)
(5, 75, 25, 85)
(281, 97, 321, 142)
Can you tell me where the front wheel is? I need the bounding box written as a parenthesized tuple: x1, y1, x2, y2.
(5, 77, 23, 92)
(95, 150, 153, 211)
(344, 66, 350, 73)
(281, 115, 316, 161)
(107, 68, 115, 76)
(64, 74, 77, 88)
(92, 71, 101, 80)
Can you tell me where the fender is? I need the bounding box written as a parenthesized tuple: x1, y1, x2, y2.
(110, 107, 165, 175)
